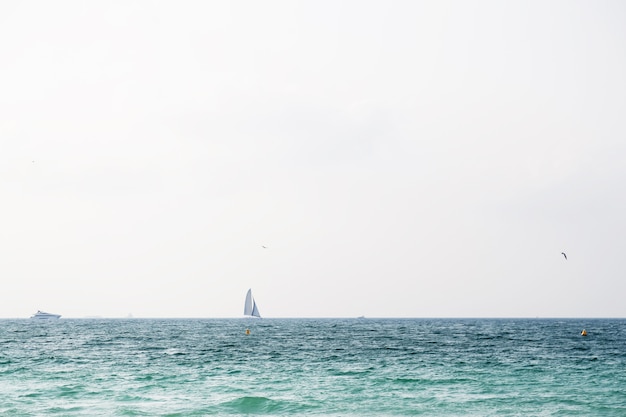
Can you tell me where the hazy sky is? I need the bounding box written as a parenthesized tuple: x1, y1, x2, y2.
(1, 1, 625, 318)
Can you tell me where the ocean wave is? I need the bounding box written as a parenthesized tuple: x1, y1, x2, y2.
(217, 396, 316, 414)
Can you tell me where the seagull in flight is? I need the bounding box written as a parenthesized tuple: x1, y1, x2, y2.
(561, 252, 567, 260)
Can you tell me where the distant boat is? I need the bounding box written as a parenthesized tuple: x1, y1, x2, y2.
(30, 310, 61, 319)
(243, 289, 261, 318)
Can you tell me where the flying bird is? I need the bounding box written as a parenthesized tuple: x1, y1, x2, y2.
(561, 252, 567, 260)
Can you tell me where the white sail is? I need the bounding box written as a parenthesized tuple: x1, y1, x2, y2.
(244, 289, 253, 316)
(251, 301, 260, 318)
(244, 289, 261, 318)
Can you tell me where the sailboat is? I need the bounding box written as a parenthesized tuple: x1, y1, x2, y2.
(243, 289, 261, 318)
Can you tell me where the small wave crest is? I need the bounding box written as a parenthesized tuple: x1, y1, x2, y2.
(218, 396, 312, 414)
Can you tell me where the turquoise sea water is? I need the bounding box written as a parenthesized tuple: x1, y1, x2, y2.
(1, 319, 624, 416)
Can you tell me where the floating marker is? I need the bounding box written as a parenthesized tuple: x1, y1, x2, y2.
(246, 329, 251, 335)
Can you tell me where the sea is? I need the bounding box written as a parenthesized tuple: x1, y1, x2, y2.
(1, 318, 624, 416)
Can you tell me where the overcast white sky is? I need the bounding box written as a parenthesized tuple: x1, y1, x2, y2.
(1, 1, 625, 318)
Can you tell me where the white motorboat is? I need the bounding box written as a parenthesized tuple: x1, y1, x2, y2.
(30, 310, 61, 319)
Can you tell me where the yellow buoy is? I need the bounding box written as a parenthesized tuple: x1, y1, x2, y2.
(245, 329, 250, 335)
(581, 329, 587, 336)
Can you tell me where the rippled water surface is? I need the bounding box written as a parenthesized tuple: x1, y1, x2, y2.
(1, 319, 624, 416)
